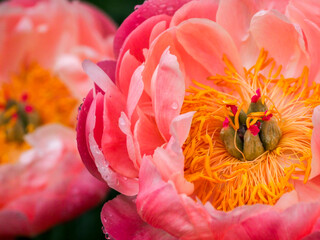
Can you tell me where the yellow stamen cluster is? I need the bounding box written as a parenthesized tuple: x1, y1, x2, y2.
(182, 50, 320, 211)
(0, 63, 78, 164)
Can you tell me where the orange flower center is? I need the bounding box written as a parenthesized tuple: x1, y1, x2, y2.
(0, 63, 78, 164)
(182, 50, 320, 211)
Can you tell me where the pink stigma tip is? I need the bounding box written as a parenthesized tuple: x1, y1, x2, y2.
(251, 89, 261, 103)
(249, 123, 260, 136)
(227, 105, 238, 116)
(21, 93, 28, 102)
(223, 117, 229, 128)
(262, 111, 273, 121)
(25, 105, 33, 113)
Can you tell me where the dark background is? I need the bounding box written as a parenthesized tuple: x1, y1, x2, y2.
(17, 0, 143, 239)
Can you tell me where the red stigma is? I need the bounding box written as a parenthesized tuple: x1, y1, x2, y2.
(21, 93, 28, 102)
(251, 89, 261, 103)
(249, 123, 260, 136)
(12, 113, 18, 120)
(227, 105, 238, 116)
(262, 111, 273, 121)
(223, 117, 229, 128)
(25, 105, 33, 113)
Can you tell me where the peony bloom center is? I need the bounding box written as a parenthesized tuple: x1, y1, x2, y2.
(182, 50, 320, 211)
(0, 63, 78, 164)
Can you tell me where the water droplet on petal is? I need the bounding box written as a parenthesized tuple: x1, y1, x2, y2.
(167, 6, 174, 11)
(119, 117, 125, 126)
(171, 102, 179, 110)
(159, 3, 166, 8)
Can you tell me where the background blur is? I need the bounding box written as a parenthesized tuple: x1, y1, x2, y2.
(17, 0, 143, 239)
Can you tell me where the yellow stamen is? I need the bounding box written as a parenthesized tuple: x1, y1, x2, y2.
(182, 49, 319, 211)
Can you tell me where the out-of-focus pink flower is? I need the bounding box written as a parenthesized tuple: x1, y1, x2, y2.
(0, 0, 116, 238)
(77, 0, 320, 239)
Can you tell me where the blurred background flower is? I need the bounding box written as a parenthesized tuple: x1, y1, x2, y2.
(0, 0, 129, 239)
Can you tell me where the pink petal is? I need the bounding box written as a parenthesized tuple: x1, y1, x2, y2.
(76, 89, 102, 180)
(170, 111, 195, 147)
(102, 84, 139, 178)
(87, 126, 139, 196)
(170, 0, 219, 27)
(151, 47, 185, 141)
(287, 2, 320, 82)
(118, 112, 141, 169)
(127, 65, 144, 120)
(113, 0, 191, 57)
(250, 10, 310, 77)
(311, 106, 320, 178)
(101, 195, 177, 240)
(137, 157, 213, 239)
(83, 61, 138, 178)
(97, 60, 117, 83)
(117, 50, 141, 96)
(175, 18, 243, 77)
(134, 111, 165, 157)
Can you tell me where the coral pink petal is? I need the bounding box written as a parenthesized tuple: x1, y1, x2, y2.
(310, 106, 320, 178)
(294, 175, 320, 202)
(175, 19, 243, 77)
(216, 0, 257, 48)
(119, 15, 171, 63)
(151, 47, 185, 141)
(97, 60, 117, 83)
(170, 111, 195, 147)
(83, 61, 138, 178)
(137, 157, 214, 239)
(102, 89, 138, 178)
(226, 202, 320, 240)
(113, 0, 191, 57)
(170, 0, 219, 27)
(101, 195, 177, 240)
(287, 2, 320, 82)
(250, 10, 310, 77)
(143, 28, 213, 95)
(118, 112, 141, 169)
(117, 50, 141, 96)
(76, 89, 102, 180)
(134, 111, 165, 156)
(288, 0, 320, 27)
(127, 65, 144, 120)
(87, 119, 139, 196)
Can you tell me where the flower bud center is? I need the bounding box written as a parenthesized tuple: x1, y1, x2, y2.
(220, 89, 282, 161)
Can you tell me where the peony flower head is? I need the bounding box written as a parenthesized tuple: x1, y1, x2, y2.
(0, 0, 116, 238)
(78, 0, 320, 239)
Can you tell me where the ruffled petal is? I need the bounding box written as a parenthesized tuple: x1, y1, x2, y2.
(151, 48, 185, 141)
(170, 0, 219, 27)
(310, 106, 320, 178)
(250, 10, 310, 77)
(137, 157, 214, 239)
(113, 0, 191, 57)
(101, 195, 177, 240)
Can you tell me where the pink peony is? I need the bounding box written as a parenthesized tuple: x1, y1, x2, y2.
(0, 0, 116, 238)
(77, 0, 320, 239)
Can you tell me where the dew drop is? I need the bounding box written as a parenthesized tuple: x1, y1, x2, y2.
(159, 3, 166, 8)
(116, 179, 120, 185)
(167, 6, 174, 11)
(119, 117, 125, 126)
(171, 102, 179, 110)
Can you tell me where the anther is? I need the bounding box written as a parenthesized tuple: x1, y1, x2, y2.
(220, 118, 243, 159)
(243, 123, 265, 161)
